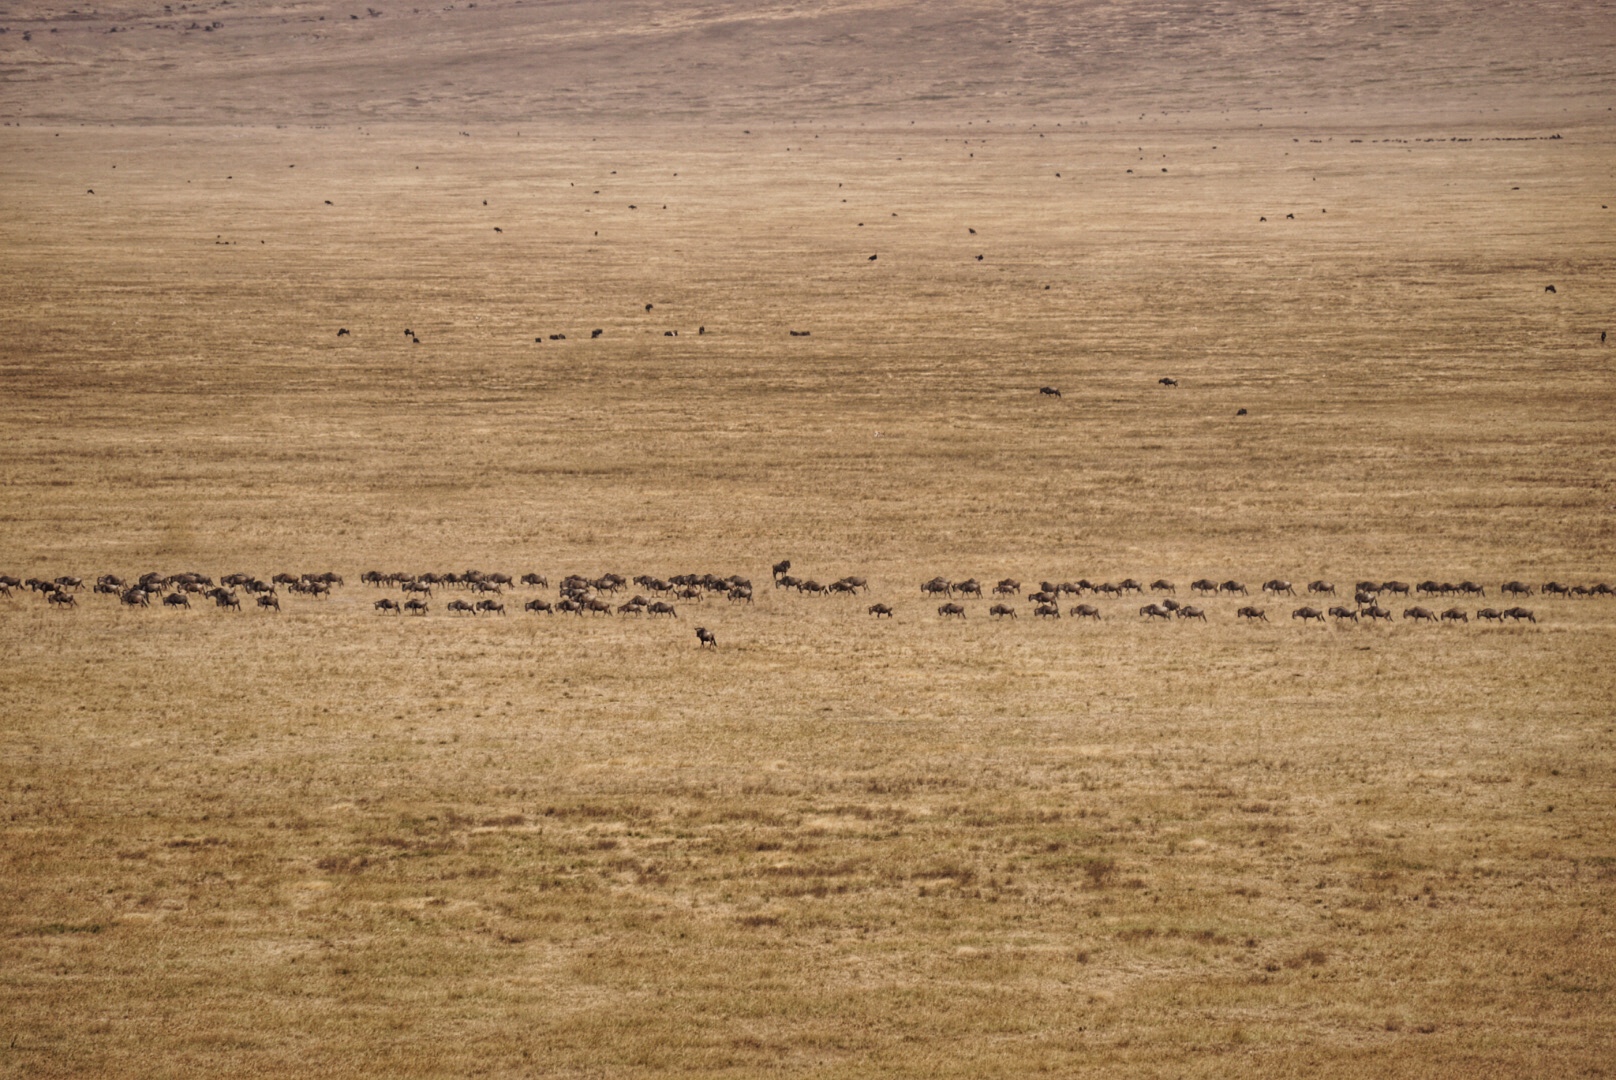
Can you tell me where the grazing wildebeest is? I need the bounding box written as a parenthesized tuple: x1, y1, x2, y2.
(1308, 580, 1336, 595)
(1070, 604, 1102, 620)
(1501, 581, 1533, 597)
(1544, 284, 1556, 293)
(1362, 604, 1392, 622)
(1503, 607, 1537, 623)
(993, 578, 1020, 596)
(1476, 608, 1503, 622)
(1150, 579, 1175, 593)
(1441, 608, 1469, 623)
(1328, 606, 1358, 622)
(648, 602, 678, 618)
(1237, 606, 1268, 622)
(1292, 606, 1325, 623)
(989, 604, 1017, 619)
(1262, 579, 1296, 596)
(1191, 579, 1219, 595)
(1140, 603, 1173, 620)
(1402, 606, 1438, 623)
(1038, 386, 1061, 398)
(1033, 603, 1060, 619)
(1159, 377, 1178, 387)
(772, 560, 791, 580)
(695, 627, 717, 648)
(937, 603, 966, 618)
(447, 599, 476, 615)
(257, 594, 280, 612)
(868, 603, 894, 617)
(375, 598, 400, 613)
(1177, 605, 1207, 621)
(404, 598, 428, 615)
(47, 591, 77, 608)
(524, 599, 553, 614)
(1236, 408, 1247, 415)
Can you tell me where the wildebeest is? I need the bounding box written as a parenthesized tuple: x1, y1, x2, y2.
(648, 602, 678, 618)
(1159, 377, 1178, 387)
(1292, 606, 1325, 623)
(163, 592, 191, 609)
(993, 578, 1020, 596)
(1500, 581, 1532, 597)
(1191, 579, 1219, 595)
(475, 599, 505, 615)
(121, 588, 150, 607)
(1150, 579, 1175, 593)
(1140, 603, 1173, 620)
(1262, 579, 1296, 596)
(1545, 284, 1556, 293)
(1403, 606, 1438, 622)
(955, 579, 984, 598)
(404, 598, 429, 615)
(989, 604, 1017, 619)
(1362, 604, 1392, 621)
(214, 591, 241, 611)
(1457, 581, 1485, 597)
(337, 328, 350, 337)
(921, 578, 953, 598)
(1308, 580, 1336, 595)
(695, 627, 717, 648)
(47, 591, 77, 608)
(1416, 580, 1442, 596)
(1237, 606, 1268, 622)
(1503, 607, 1537, 623)
(375, 598, 400, 613)
(1441, 607, 1469, 623)
(525, 599, 553, 614)
(591, 329, 603, 338)
(1177, 605, 1207, 621)
(257, 594, 280, 612)
(1220, 580, 1249, 596)
(1328, 606, 1358, 622)
(1033, 603, 1061, 619)
(1355, 591, 1377, 607)
(1070, 604, 1101, 620)
(1118, 579, 1143, 594)
(1542, 582, 1570, 596)
(772, 560, 791, 579)
(447, 599, 476, 615)
(938, 603, 966, 618)
(868, 603, 894, 617)
(1474, 608, 1502, 621)
(1380, 581, 1411, 596)
(1038, 386, 1061, 398)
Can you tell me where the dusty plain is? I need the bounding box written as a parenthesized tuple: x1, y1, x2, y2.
(2, 1, 1615, 1076)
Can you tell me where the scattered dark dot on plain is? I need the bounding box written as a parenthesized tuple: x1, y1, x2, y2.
(868, 254, 877, 261)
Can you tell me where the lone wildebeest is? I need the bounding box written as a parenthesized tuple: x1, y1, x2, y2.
(868, 603, 894, 617)
(1403, 606, 1438, 622)
(938, 603, 966, 618)
(1140, 603, 1173, 620)
(1292, 606, 1325, 623)
(1544, 284, 1556, 293)
(591, 329, 603, 338)
(1070, 604, 1102, 620)
(1039, 386, 1061, 398)
(1159, 377, 1178, 387)
(1237, 606, 1268, 622)
(989, 604, 1017, 619)
(337, 328, 350, 337)
(695, 627, 717, 648)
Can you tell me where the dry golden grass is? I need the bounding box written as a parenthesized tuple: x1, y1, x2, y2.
(3, 2, 1615, 1075)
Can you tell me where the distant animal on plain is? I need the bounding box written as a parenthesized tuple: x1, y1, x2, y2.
(1038, 386, 1061, 398)
(868, 603, 894, 617)
(1070, 604, 1102, 620)
(1237, 606, 1268, 622)
(1544, 284, 1556, 293)
(695, 627, 717, 648)
(989, 604, 1016, 619)
(336, 328, 349, 337)
(1159, 377, 1178, 387)
(937, 603, 966, 618)
(1292, 606, 1325, 623)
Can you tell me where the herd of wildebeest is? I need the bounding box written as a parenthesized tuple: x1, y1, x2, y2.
(3, 559, 1610, 636)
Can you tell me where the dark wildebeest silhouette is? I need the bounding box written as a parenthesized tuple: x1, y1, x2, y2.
(1140, 603, 1173, 620)
(695, 627, 717, 648)
(1476, 608, 1503, 622)
(648, 602, 678, 618)
(47, 591, 77, 608)
(937, 603, 966, 618)
(163, 592, 191, 609)
(1292, 606, 1325, 623)
(375, 598, 400, 614)
(1070, 604, 1102, 620)
(1220, 581, 1249, 596)
(1237, 606, 1268, 622)
(1544, 284, 1556, 293)
(1362, 604, 1392, 621)
(525, 599, 553, 614)
(1441, 608, 1469, 623)
(921, 578, 953, 599)
(955, 579, 983, 598)
(989, 604, 1017, 619)
(1403, 606, 1438, 622)
(591, 329, 603, 338)
(447, 599, 476, 615)
(1503, 607, 1536, 623)
(1151, 579, 1175, 593)
(1159, 377, 1178, 387)
(868, 603, 894, 617)
(404, 599, 428, 615)
(1191, 579, 1219, 595)
(772, 560, 791, 580)
(337, 328, 350, 337)
(258, 594, 280, 612)
(1033, 603, 1060, 619)
(1039, 386, 1061, 398)
(1328, 606, 1358, 622)
(1263, 579, 1296, 596)
(1308, 580, 1336, 595)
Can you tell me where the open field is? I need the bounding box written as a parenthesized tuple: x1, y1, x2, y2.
(3, 0, 1616, 1075)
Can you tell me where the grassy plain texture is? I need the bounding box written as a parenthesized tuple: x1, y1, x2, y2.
(3, 0, 1615, 1076)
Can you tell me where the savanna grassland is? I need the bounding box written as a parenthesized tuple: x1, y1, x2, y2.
(3, 0, 1616, 1076)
